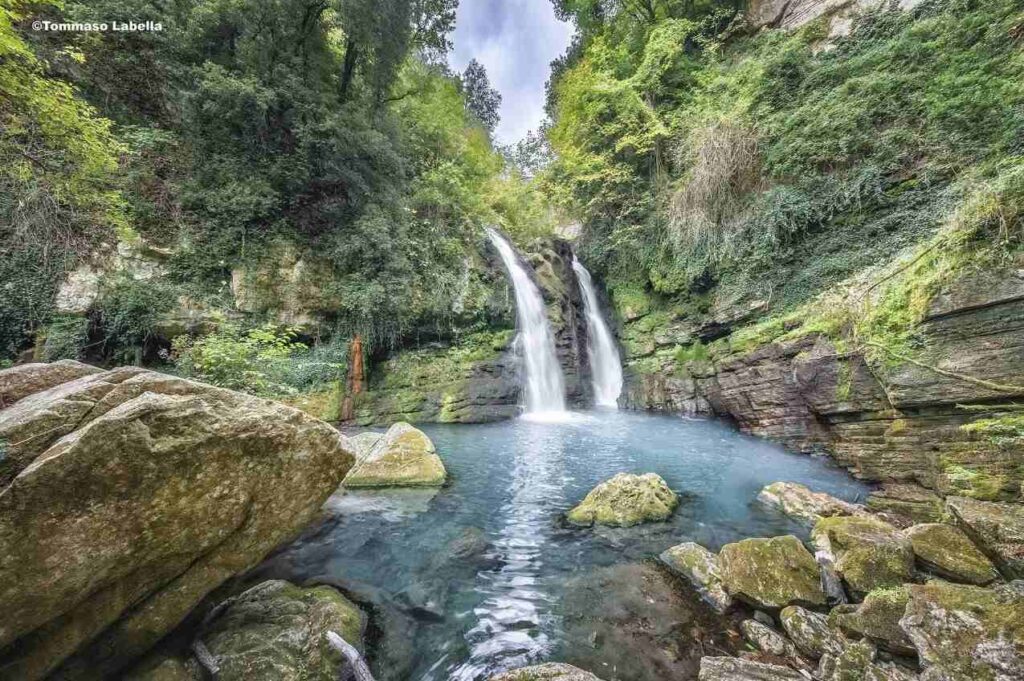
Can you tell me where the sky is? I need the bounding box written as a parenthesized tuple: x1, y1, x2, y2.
(449, 0, 575, 146)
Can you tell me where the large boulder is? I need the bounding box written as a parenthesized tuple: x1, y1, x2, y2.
(197, 580, 365, 681)
(659, 542, 733, 613)
(717, 535, 826, 610)
(0, 359, 101, 408)
(905, 523, 999, 585)
(811, 516, 915, 598)
(757, 481, 865, 526)
(780, 606, 846, 660)
(0, 367, 354, 680)
(946, 496, 1024, 579)
(834, 587, 915, 656)
(899, 581, 1024, 681)
(566, 472, 678, 527)
(698, 657, 804, 680)
(342, 421, 446, 488)
(489, 663, 604, 680)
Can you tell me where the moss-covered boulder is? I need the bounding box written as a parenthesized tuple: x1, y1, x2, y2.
(717, 535, 826, 610)
(780, 606, 846, 660)
(659, 542, 733, 613)
(343, 421, 446, 488)
(946, 496, 1024, 579)
(489, 663, 604, 680)
(566, 473, 678, 527)
(834, 587, 914, 656)
(698, 657, 804, 680)
(905, 523, 999, 585)
(124, 656, 201, 681)
(899, 581, 1024, 680)
(740, 619, 796, 657)
(0, 369, 354, 681)
(812, 516, 915, 598)
(198, 580, 365, 681)
(757, 481, 865, 526)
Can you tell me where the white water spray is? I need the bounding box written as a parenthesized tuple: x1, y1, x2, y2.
(572, 257, 623, 407)
(486, 228, 566, 415)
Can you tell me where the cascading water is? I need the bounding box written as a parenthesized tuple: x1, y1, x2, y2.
(571, 257, 623, 407)
(486, 228, 566, 415)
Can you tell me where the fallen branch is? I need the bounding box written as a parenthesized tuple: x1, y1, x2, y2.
(863, 341, 1024, 394)
(327, 631, 376, 681)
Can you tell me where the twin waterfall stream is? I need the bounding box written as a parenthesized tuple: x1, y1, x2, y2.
(485, 228, 622, 415)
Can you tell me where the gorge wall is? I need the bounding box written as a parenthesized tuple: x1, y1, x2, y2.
(618, 261, 1024, 513)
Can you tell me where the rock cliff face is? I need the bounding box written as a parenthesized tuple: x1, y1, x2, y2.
(622, 266, 1024, 505)
(0, 364, 354, 680)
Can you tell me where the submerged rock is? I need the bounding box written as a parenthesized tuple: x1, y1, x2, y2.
(0, 367, 354, 681)
(343, 421, 446, 488)
(899, 581, 1024, 681)
(946, 496, 1024, 579)
(566, 472, 678, 527)
(698, 656, 804, 680)
(757, 481, 864, 525)
(0, 359, 101, 408)
(779, 606, 846, 660)
(834, 587, 915, 656)
(198, 580, 365, 681)
(718, 535, 826, 610)
(489, 663, 605, 680)
(904, 523, 999, 585)
(561, 563, 735, 681)
(812, 516, 915, 598)
(659, 542, 733, 613)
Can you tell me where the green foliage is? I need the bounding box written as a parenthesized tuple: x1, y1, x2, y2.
(0, 0, 558, 366)
(548, 0, 1024, 315)
(41, 315, 90, 361)
(0, 0, 124, 357)
(96, 276, 177, 360)
(173, 322, 336, 396)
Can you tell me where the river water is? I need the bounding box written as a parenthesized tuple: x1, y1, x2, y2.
(255, 411, 869, 680)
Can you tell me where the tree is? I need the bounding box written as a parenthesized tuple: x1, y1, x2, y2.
(411, 0, 458, 61)
(461, 58, 501, 133)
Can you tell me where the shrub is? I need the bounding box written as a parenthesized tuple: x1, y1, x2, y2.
(173, 323, 346, 397)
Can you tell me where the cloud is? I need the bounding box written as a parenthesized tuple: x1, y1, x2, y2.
(450, 0, 574, 145)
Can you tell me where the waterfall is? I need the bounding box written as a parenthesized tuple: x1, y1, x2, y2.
(486, 228, 567, 415)
(571, 256, 623, 408)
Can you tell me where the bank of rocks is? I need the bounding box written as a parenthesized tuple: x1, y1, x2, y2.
(659, 481, 1024, 681)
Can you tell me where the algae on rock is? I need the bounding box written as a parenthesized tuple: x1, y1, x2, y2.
(343, 421, 446, 488)
(717, 535, 826, 610)
(566, 472, 678, 527)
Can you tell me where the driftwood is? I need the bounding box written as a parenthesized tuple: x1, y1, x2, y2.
(191, 639, 220, 678)
(327, 631, 376, 681)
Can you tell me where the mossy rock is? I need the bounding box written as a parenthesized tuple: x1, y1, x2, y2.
(835, 586, 914, 656)
(488, 663, 604, 680)
(780, 605, 846, 660)
(566, 472, 678, 527)
(812, 516, 915, 598)
(659, 542, 733, 613)
(717, 535, 826, 610)
(905, 523, 999, 585)
(200, 580, 365, 681)
(900, 581, 1024, 680)
(343, 422, 446, 488)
